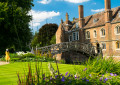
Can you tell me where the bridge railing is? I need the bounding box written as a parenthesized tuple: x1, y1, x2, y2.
(35, 42, 102, 56)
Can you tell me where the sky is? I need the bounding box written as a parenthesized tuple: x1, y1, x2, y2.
(29, 0, 120, 33)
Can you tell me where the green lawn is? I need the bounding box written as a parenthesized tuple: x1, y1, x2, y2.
(0, 62, 85, 85)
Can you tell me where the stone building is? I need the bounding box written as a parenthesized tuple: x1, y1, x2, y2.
(56, 0, 120, 60)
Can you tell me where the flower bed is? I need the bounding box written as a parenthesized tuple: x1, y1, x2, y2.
(17, 57, 120, 85)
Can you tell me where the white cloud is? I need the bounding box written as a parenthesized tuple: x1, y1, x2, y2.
(37, 0, 51, 4)
(28, 10, 60, 27)
(91, 8, 105, 12)
(32, 23, 41, 27)
(56, 0, 90, 3)
(93, 3, 96, 5)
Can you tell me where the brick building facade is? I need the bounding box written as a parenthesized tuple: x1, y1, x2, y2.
(56, 0, 120, 60)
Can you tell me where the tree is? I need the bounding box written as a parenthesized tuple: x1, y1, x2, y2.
(0, 0, 34, 54)
(37, 23, 58, 47)
(50, 35, 56, 45)
(31, 32, 39, 47)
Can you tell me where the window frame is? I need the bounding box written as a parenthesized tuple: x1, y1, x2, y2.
(115, 25, 120, 35)
(86, 31, 90, 39)
(94, 30, 97, 38)
(116, 41, 120, 49)
(119, 11, 120, 17)
(76, 32, 79, 40)
(72, 32, 76, 41)
(100, 28, 105, 37)
(101, 43, 106, 50)
(76, 22, 79, 28)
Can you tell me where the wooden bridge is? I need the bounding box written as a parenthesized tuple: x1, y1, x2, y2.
(35, 42, 102, 57)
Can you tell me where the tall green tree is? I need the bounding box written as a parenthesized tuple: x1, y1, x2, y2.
(0, 0, 34, 54)
(37, 23, 58, 47)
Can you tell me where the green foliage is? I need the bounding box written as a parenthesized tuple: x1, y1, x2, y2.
(17, 58, 120, 85)
(31, 32, 39, 47)
(50, 35, 56, 44)
(0, 0, 34, 55)
(38, 23, 58, 47)
(85, 56, 120, 75)
(0, 62, 82, 85)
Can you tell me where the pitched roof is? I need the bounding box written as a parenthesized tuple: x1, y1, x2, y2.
(82, 6, 120, 29)
(62, 6, 120, 31)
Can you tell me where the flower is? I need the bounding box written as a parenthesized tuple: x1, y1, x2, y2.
(103, 78, 108, 83)
(104, 78, 107, 81)
(68, 74, 70, 77)
(74, 75, 77, 79)
(82, 77, 86, 80)
(83, 68, 87, 71)
(86, 79, 89, 82)
(99, 77, 103, 81)
(114, 74, 117, 76)
(55, 70, 57, 73)
(89, 74, 92, 77)
(42, 74, 45, 77)
(55, 75, 58, 78)
(65, 72, 68, 76)
(110, 73, 114, 76)
(50, 77, 52, 80)
(61, 76, 65, 82)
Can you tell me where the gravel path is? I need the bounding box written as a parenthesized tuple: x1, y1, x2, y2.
(0, 61, 9, 66)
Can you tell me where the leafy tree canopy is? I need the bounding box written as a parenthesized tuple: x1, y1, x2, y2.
(0, 0, 34, 54)
(36, 23, 58, 47)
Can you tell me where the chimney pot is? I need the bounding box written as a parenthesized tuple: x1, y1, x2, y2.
(104, 0, 112, 22)
(78, 5, 85, 28)
(105, 0, 111, 11)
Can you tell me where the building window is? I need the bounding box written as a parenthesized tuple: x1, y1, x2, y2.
(116, 41, 120, 49)
(93, 18, 99, 23)
(101, 28, 105, 37)
(76, 23, 79, 28)
(94, 30, 97, 38)
(76, 32, 79, 40)
(86, 31, 90, 39)
(115, 25, 120, 34)
(101, 43, 106, 49)
(69, 35, 72, 42)
(119, 11, 120, 17)
(72, 32, 76, 41)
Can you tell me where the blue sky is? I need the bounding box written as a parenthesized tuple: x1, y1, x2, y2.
(29, 0, 120, 33)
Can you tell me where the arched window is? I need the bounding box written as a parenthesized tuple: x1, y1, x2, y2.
(101, 28, 105, 37)
(116, 41, 120, 49)
(86, 31, 90, 39)
(94, 30, 97, 38)
(115, 25, 120, 34)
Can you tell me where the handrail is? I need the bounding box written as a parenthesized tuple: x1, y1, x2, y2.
(35, 42, 102, 56)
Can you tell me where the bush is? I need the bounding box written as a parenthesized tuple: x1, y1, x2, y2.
(17, 59, 120, 85)
(85, 56, 120, 75)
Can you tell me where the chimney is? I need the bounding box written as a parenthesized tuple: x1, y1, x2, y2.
(104, 0, 112, 22)
(66, 13, 69, 24)
(78, 5, 85, 28)
(61, 18, 63, 24)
